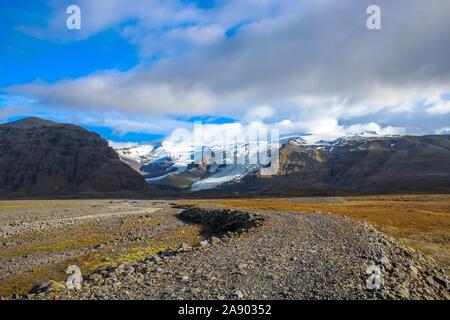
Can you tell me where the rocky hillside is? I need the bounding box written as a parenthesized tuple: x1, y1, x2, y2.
(0, 117, 149, 197)
(115, 134, 450, 196)
(229, 135, 450, 195)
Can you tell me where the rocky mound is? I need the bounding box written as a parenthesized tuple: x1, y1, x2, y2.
(0, 117, 149, 197)
(177, 208, 265, 235)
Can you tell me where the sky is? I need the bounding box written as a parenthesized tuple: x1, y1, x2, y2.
(1, 0, 450, 145)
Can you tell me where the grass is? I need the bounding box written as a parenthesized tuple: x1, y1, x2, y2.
(185, 194, 450, 266)
(96, 224, 203, 267)
(0, 200, 94, 211)
(0, 223, 111, 259)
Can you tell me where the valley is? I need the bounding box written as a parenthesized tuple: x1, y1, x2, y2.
(0, 195, 448, 299)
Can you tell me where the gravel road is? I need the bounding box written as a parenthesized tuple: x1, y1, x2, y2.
(26, 208, 449, 300)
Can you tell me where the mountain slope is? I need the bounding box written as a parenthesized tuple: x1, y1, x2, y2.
(0, 117, 149, 197)
(229, 135, 450, 195)
(115, 134, 450, 195)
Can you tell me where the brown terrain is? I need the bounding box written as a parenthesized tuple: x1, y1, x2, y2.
(0, 195, 448, 299)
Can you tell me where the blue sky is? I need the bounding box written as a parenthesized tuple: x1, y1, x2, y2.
(1, 0, 450, 144)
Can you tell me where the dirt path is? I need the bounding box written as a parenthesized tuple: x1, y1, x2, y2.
(33, 210, 449, 300)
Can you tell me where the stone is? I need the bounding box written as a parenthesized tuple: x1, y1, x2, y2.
(433, 275, 448, 288)
(378, 256, 390, 266)
(209, 236, 222, 245)
(66, 265, 83, 290)
(125, 266, 135, 273)
(397, 287, 410, 299)
(238, 263, 248, 270)
(234, 290, 244, 299)
(190, 288, 202, 295)
(409, 265, 419, 277)
(200, 240, 210, 247)
(30, 280, 66, 294)
(89, 274, 103, 283)
(150, 255, 162, 263)
(177, 243, 192, 252)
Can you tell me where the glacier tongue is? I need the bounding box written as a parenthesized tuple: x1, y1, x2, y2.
(191, 164, 257, 191)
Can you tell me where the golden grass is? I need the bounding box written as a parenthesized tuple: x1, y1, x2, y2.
(98, 224, 203, 267)
(0, 200, 96, 211)
(185, 194, 450, 266)
(0, 222, 111, 259)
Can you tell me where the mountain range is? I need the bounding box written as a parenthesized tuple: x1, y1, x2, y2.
(116, 133, 450, 196)
(0, 117, 449, 198)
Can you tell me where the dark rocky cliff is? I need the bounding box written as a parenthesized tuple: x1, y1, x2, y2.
(0, 117, 149, 197)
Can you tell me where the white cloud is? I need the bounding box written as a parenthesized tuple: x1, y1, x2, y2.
(6, 0, 450, 137)
(245, 105, 275, 121)
(427, 100, 450, 115)
(167, 25, 224, 45)
(435, 127, 450, 134)
(9, 70, 218, 116)
(78, 114, 191, 135)
(162, 117, 405, 148)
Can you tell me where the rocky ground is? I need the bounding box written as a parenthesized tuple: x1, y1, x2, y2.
(0, 200, 199, 295)
(5, 203, 447, 300)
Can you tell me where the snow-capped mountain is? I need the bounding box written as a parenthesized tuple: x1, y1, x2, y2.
(113, 138, 280, 191)
(112, 132, 406, 192)
(115, 144, 156, 164)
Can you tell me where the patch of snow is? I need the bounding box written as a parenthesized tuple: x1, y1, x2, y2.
(115, 144, 155, 164)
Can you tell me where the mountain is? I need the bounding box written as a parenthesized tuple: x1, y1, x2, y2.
(114, 134, 450, 195)
(0, 117, 149, 197)
(225, 134, 450, 195)
(115, 144, 157, 172)
(115, 141, 262, 191)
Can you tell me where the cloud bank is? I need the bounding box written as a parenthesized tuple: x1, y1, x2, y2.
(4, 0, 450, 140)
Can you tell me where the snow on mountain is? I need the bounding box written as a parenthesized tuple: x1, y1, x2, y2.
(112, 131, 394, 191)
(115, 144, 156, 164)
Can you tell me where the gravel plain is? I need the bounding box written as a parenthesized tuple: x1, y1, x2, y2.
(1, 201, 446, 300)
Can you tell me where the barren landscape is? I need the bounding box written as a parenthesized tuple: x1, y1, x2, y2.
(0, 195, 448, 300)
